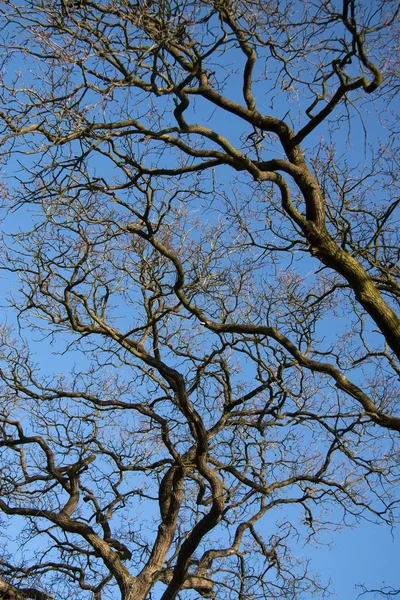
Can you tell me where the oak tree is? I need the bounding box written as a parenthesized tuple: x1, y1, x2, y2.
(0, 1, 399, 599)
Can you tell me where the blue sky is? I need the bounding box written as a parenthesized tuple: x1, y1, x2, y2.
(0, 3, 399, 598)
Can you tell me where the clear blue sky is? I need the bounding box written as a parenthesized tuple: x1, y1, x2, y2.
(0, 4, 399, 598)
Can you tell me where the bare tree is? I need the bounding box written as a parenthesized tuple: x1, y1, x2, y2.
(0, 1, 399, 599)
